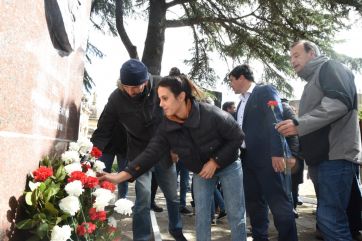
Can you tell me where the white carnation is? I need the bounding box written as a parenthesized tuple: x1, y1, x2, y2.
(64, 162, 82, 175)
(65, 180, 84, 197)
(61, 151, 80, 165)
(77, 138, 93, 156)
(28, 181, 41, 191)
(86, 169, 96, 177)
(114, 198, 134, 216)
(59, 196, 80, 216)
(93, 160, 106, 172)
(68, 142, 80, 152)
(50, 225, 71, 241)
(92, 188, 115, 211)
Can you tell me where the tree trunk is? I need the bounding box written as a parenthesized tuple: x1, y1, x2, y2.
(142, 0, 167, 75)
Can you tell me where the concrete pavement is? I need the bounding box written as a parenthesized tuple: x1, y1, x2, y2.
(114, 171, 321, 240)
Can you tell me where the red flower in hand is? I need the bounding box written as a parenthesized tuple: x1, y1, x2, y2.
(267, 100, 278, 111)
(33, 166, 53, 182)
(100, 181, 116, 192)
(91, 147, 102, 158)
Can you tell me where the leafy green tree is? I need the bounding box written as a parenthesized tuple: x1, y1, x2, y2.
(86, 0, 362, 96)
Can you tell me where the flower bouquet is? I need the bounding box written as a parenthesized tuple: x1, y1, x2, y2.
(16, 138, 133, 241)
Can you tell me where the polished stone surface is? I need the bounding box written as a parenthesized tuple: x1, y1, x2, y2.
(0, 1, 91, 240)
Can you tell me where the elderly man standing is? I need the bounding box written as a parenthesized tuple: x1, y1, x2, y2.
(276, 40, 361, 241)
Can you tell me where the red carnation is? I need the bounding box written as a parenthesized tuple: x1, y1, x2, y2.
(68, 171, 87, 184)
(267, 100, 278, 109)
(85, 176, 99, 189)
(76, 222, 96, 236)
(33, 166, 53, 182)
(89, 208, 107, 221)
(97, 210, 107, 221)
(91, 147, 102, 158)
(82, 162, 91, 172)
(89, 208, 98, 221)
(100, 181, 116, 192)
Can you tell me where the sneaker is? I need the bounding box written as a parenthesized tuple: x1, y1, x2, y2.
(217, 210, 227, 220)
(169, 230, 188, 241)
(179, 206, 193, 216)
(151, 203, 163, 212)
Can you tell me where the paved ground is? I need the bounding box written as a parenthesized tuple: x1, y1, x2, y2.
(114, 171, 322, 240)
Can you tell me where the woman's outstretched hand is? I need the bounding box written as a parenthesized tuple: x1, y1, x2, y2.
(96, 171, 132, 184)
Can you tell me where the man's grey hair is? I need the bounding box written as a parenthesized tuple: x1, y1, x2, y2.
(117, 78, 122, 89)
(291, 40, 321, 56)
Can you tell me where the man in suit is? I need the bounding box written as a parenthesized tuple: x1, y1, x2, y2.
(229, 64, 298, 241)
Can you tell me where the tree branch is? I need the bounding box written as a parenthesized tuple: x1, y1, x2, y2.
(166, 0, 191, 9)
(115, 0, 139, 59)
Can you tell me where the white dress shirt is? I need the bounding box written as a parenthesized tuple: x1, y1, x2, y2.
(236, 82, 256, 148)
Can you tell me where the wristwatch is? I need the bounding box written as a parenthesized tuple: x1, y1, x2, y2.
(292, 118, 299, 126)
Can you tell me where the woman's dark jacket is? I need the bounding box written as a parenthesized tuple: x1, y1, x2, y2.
(125, 101, 245, 178)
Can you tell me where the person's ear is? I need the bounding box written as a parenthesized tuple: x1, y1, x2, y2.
(178, 92, 186, 102)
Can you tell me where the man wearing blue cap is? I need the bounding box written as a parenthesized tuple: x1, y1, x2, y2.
(92, 59, 186, 241)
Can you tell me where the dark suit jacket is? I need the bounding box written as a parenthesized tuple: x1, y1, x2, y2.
(239, 84, 286, 168)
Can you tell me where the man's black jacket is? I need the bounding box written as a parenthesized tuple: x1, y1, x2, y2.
(91, 76, 169, 165)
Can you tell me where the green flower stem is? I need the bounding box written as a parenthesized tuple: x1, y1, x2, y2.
(71, 217, 80, 241)
(79, 198, 95, 241)
(270, 109, 288, 171)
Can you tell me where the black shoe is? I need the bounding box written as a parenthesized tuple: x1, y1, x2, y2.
(353, 232, 362, 241)
(217, 210, 227, 220)
(169, 230, 188, 241)
(179, 206, 193, 216)
(151, 203, 163, 212)
(315, 229, 324, 240)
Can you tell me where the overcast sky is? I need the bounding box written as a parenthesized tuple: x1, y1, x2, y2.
(86, 16, 362, 112)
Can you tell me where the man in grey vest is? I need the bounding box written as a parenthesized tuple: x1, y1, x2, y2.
(276, 40, 361, 241)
